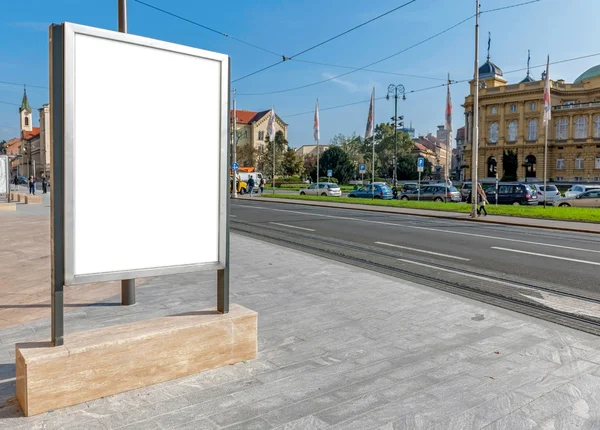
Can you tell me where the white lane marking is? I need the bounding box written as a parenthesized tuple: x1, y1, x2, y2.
(269, 222, 315, 232)
(376, 241, 471, 261)
(238, 204, 600, 254)
(491, 247, 600, 266)
(230, 214, 237, 218)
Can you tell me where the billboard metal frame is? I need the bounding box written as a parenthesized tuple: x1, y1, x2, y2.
(49, 23, 230, 346)
(0, 155, 9, 202)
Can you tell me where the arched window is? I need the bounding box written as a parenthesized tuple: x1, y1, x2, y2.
(487, 156, 497, 178)
(489, 123, 499, 143)
(525, 155, 536, 178)
(556, 118, 568, 140)
(527, 120, 538, 141)
(24, 117, 29, 126)
(507, 121, 518, 142)
(575, 116, 588, 139)
(594, 116, 600, 138)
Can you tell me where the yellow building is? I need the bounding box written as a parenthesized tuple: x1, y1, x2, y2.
(462, 59, 600, 183)
(231, 109, 288, 153)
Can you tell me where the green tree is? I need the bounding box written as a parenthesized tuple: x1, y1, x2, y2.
(263, 130, 288, 176)
(330, 133, 363, 165)
(303, 154, 317, 182)
(281, 148, 304, 177)
(502, 150, 518, 181)
(236, 143, 257, 168)
(396, 155, 433, 180)
(318, 146, 354, 184)
(371, 123, 414, 177)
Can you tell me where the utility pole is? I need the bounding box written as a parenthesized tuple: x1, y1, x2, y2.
(386, 84, 405, 188)
(471, 0, 480, 218)
(232, 89, 237, 198)
(118, 0, 135, 305)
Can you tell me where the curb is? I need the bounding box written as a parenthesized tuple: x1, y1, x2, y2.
(236, 196, 600, 235)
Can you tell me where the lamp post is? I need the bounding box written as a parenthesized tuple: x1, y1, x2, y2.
(386, 84, 405, 188)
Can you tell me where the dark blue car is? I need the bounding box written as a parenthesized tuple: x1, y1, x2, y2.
(348, 183, 393, 199)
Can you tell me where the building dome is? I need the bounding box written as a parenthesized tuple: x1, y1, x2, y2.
(479, 60, 503, 79)
(574, 65, 600, 83)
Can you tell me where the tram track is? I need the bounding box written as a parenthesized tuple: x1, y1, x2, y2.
(232, 218, 600, 336)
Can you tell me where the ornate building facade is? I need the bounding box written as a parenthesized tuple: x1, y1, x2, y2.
(462, 56, 600, 183)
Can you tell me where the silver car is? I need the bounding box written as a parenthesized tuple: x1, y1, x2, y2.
(564, 184, 600, 198)
(299, 182, 342, 197)
(531, 184, 561, 204)
(554, 189, 600, 207)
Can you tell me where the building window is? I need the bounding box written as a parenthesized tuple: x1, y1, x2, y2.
(527, 120, 538, 141)
(594, 116, 600, 138)
(24, 117, 29, 126)
(530, 102, 536, 111)
(507, 121, 518, 142)
(574, 177, 583, 182)
(489, 123, 499, 143)
(556, 176, 564, 181)
(258, 131, 264, 141)
(575, 157, 584, 170)
(596, 156, 600, 169)
(556, 118, 568, 140)
(491, 106, 497, 115)
(556, 158, 565, 170)
(510, 104, 517, 113)
(575, 116, 588, 139)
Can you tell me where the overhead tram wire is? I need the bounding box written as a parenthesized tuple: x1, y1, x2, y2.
(232, 0, 419, 83)
(237, 0, 544, 96)
(0, 80, 48, 90)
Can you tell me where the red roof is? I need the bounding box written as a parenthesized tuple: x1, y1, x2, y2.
(231, 110, 270, 125)
(413, 143, 429, 152)
(23, 127, 40, 140)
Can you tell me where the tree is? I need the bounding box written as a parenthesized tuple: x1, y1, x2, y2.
(281, 148, 304, 177)
(303, 154, 317, 181)
(318, 146, 354, 184)
(370, 123, 413, 177)
(330, 133, 363, 165)
(263, 130, 288, 177)
(502, 150, 518, 181)
(396, 155, 433, 180)
(0, 140, 6, 155)
(237, 143, 257, 168)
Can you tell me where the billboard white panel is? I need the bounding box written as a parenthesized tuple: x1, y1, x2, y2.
(61, 23, 229, 285)
(0, 156, 8, 196)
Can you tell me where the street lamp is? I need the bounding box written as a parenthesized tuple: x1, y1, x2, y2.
(386, 84, 405, 187)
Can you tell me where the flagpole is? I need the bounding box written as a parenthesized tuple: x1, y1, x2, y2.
(543, 55, 550, 209)
(445, 73, 451, 203)
(471, 0, 480, 218)
(315, 99, 319, 192)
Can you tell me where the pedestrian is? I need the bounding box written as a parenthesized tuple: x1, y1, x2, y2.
(41, 174, 48, 194)
(13, 175, 18, 191)
(28, 176, 35, 195)
(476, 183, 488, 216)
(259, 177, 265, 195)
(247, 175, 255, 197)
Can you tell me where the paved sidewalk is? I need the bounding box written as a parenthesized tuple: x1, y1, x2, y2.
(2, 234, 600, 429)
(241, 196, 600, 234)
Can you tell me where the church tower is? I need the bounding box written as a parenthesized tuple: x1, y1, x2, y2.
(19, 87, 33, 133)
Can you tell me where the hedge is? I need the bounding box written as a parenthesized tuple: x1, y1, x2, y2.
(319, 177, 338, 184)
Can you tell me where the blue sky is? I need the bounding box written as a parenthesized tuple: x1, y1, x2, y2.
(1, 0, 600, 147)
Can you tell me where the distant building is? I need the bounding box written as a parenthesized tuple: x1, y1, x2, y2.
(413, 133, 449, 180)
(231, 109, 288, 157)
(295, 145, 330, 158)
(453, 126, 466, 180)
(398, 122, 415, 139)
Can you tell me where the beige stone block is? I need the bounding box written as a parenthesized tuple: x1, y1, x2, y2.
(16, 304, 257, 416)
(0, 203, 16, 211)
(24, 195, 42, 204)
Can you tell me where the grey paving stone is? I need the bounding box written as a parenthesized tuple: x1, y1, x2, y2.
(172, 418, 219, 430)
(271, 415, 329, 430)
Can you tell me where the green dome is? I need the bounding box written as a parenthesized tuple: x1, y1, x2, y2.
(574, 65, 600, 83)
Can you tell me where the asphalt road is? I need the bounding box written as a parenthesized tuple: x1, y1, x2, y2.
(231, 199, 600, 330)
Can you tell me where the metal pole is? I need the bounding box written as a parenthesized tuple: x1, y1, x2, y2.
(544, 120, 548, 208)
(273, 129, 276, 195)
(119, 0, 135, 305)
(418, 171, 421, 201)
(232, 89, 237, 198)
(316, 143, 319, 192)
(445, 73, 450, 202)
(372, 90, 375, 200)
(393, 90, 398, 188)
(50, 24, 65, 346)
(471, 0, 480, 218)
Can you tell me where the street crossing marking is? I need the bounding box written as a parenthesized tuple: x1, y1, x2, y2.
(236, 204, 600, 254)
(491, 247, 600, 266)
(376, 242, 470, 261)
(269, 222, 315, 232)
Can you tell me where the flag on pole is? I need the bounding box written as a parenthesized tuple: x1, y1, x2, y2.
(543, 56, 551, 126)
(267, 107, 276, 141)
(365, 88, 375, 140)
(313, 100, 320, 142)
(444, 80, 452, 133)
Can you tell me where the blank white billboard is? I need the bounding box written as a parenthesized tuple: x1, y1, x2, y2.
(0, 156, 8, 196)
(61, 23, 229, 285)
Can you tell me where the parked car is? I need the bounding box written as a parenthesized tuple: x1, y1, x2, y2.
(400, 182, 419, 193)
(460, 182, 473, 202)
(531, 184, 561, 204)
(348, 183, 393, 199)
(564, 184, 600, 198)
(299, 182, 341, 197)
(400, 184, 461, 202)
(484, 183, 538, 205)
(554, 189, 600, 207)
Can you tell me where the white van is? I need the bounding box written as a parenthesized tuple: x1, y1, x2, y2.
(237, 172, 265, 192)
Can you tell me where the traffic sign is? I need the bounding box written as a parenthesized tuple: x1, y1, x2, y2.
(232, 162, 239, 171)
(359, 164, 366, 174)
(417, 157, 424, 173)
(327, 169, 333, 177)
